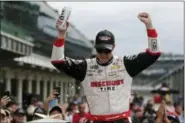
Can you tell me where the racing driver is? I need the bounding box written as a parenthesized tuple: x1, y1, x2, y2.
(51, 12, 161, 123)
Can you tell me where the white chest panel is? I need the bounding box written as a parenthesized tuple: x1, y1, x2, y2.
(82, 56, 132, 115)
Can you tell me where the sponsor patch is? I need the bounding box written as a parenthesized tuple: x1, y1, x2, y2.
(151, 39, 157, 51)
(97, 69, 103, 73)
(87, 70, 96, 73)
(91, 80, 124, 87)
(87, 73, 93, 76)
(99, 36, 111, 41)
(112, 62, 119, 65)
(117, 69, 125, 72)
(111, 65, 120, 70)
(99, 86, 115, 92)
(108, 71, 117, 76)
(90, 80, 124, 92)
(90, 65, 99, 69)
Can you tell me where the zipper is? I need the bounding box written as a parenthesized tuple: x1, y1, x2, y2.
(104, 66, 111, 113)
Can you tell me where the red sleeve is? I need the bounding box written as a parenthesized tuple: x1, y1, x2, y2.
(53, 38, 65, 47)
(147, 29, 158, 37)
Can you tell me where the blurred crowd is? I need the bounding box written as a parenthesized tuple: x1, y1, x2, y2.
(0, 89, 184, 123)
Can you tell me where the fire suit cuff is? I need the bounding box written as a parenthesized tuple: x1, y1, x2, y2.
(53, 38, 64, 47)
(147, 29, 158, 38)
(146, 48, 161, 56)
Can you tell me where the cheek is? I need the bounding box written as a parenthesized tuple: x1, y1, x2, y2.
(100, 54, 107, 57)
(80, 108, 85, 111)
(133, 106, 138, 110)
(13, 106, 18, 111)
(73, 106, 78, 110)
(51, 111, 58, 116)
(10, 116, 13, 121)
(178, 107, 182, 111)
(99, 54, 109, 59)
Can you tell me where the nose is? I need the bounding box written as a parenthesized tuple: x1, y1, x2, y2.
(99, 53, 107, 57)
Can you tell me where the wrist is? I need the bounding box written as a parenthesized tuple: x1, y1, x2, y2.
(156, 116, 163, 121)
(147, 28, 157, 37)
(46, 98, 51, 103)
(0, 105, 4, 108)
(164, 119, 171, 123)
(145, 23, 154, 30)
(58, 31, 66, 39)
(155, 119, 162, 123)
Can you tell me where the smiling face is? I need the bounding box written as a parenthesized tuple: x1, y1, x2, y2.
(96, 45, 115, 64)
(94, 29, 115, 64)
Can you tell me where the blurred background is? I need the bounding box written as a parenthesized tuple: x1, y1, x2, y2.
(0, 1, 184, 123)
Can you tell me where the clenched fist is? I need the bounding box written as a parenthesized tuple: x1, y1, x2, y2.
(56, 19, 69, 32)
(56, 19, 70, 38)
(138, 12, 153, 29)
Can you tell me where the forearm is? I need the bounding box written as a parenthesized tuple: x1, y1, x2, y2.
(155, 118, 171, 123)
(145, 23, 154, 30)
(51, 32, 66, 63)
(124, 27, 161, 77)
(43, 99, 50, 113)
(146, 27, 161, 55)
(50, 33, 87, 81)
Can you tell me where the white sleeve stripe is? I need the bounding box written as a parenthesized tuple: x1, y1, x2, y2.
(148, 37, 161, 53)
(51, 45, 65, 61)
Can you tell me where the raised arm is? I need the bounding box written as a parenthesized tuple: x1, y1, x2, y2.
(124, 12, 161, 77)
(51, 19, 87, 82)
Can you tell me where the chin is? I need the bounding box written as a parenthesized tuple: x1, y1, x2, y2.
(100, 59, 109, 63)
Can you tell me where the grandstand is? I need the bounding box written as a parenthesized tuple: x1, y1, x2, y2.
(0, 1, 94, 107)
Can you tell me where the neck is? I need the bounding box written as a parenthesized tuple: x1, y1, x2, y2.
(96, 55, 113, 66)
(79, 112, 84, 116)
(176, 111, 181, 115)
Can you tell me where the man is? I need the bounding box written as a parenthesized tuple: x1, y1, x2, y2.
(27, 97, 39, 121)
(64, 102, 77, 122)
(27, 97, 39, 115)
(6, 101, 18, 114)
(49, 106, 65, 120)
(72, 94, 82, 104)
(51, 12, 161, 123)
(0, 109, 7, 123)
(155, 101, 180, 123)
(4, 109, 13, 123)
(32, 107, 47, 120)
(172, 102, 184, 123)
(73, 103, 90, 123)
(13, 108, 27, 123)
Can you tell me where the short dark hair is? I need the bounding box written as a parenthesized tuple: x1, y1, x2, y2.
(33, 107, 47, 116)
(6, 101, 17, 108)
(14, 108, 26, 116)
(49, 106, 63, 115)
(167, 115, 180, 123)
(66, 103, 74, 112)
(174, 102, 181, 107)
